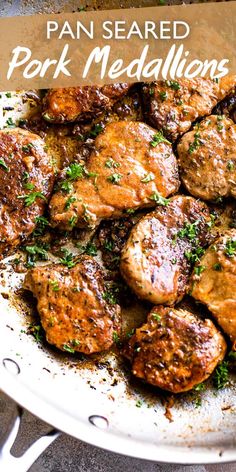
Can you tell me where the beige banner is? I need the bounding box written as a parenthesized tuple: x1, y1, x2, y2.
(0, 2, 235, 90)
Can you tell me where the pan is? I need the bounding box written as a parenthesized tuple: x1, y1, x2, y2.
(0, 1, 235, 470)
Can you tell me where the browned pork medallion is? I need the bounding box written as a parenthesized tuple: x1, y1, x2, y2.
(177, 115, 236, 201)
(120, 195, 212, 305)
(49, 121, 180, 230)
(43, 83, 131, 123)
(142, 76, 236, 142)
(24, 256, 121, 355)
(0, 128, 54, 257)
(191, 230, 236, 349)
(123, 306, 227, 393)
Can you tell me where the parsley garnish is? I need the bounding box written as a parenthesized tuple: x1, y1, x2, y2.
(194, 383, 206, 392)
(65, 197, 76, 210)
(23, 243, 49, 267)
(149, 192, 169, 206)
(0, 158, 9, 171)
(102, 289, 118, 305)
(213, 361, 229, 389)
(227, 160, 234, 171)
(66, 162, 84, 180)
(22, 143, 34, 153)
(178, 220, 200, 240)
(224, 238, 236, 257)
(59, 249, 76, 268)
(189, 132, 202, 154)
(159, 91, 167, 101)
(28, 324, 44, 343)
(166, 80, 180, 90)
(150, 131, 171, 147)
(83, 242, 97, 256)
(61, 181, 73, 193)
(69, 215, 77, 228)
(152, 313, 161, 321)
(17, 191, 46, 207)
(113, 331, 120, 344)
(33, 216, 49, 236)
(194, 265, 206, 276)
(141, 173, 154, 183)
(107, 173, 122, 184)
(6, 117, 15, 128)
(105, 158, 120, 169)
(184, 247, 205, 264)
(213, 263, 222, 271)
(63, 344, 75, 354)
(50, 280, 60, 291)
(89, 123, 103, 137)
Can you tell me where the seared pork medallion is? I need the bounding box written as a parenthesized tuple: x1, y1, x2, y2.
(191, 230, 236, 349)
(123, 306, 227, 393)
(120, 196, 211, 305)
(24, 256, 121, 354)
(177, 115, 236, 201)
(49, 121, 180, 230)
(142, 76, 236, 142)
(43, 84, 131, 123)
(0, 128, 54, 256)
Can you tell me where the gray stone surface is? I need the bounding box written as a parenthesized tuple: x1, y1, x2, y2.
(0, 391, 235, 472)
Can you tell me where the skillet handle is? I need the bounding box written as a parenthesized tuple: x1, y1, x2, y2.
(0, 406, 60, 472)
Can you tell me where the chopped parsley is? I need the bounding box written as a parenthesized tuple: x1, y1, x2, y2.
(224, 238, 236, 257)
(136, 399, 143, 408)
(66, 162, 84, 180)
(149, 192, 169, 206)
(89, 123, 103, 137)
(65, 196, 76, 210)
(213, 263, 222, 271)
(159, 91, 167, 101)
(227, 160, 235, 171)
(28, 324, 44, 343)
(61, 181, 73, 193)
(141, 173, 154, 183)
(59, 249, 76, 268)
(23, 243, 49, 267)
(213, 361, 229, 389)
(22, 143, 34, 153)
(105, 158, 120, 169)
(166, 80, 180, 90)
(150, 131, 171, 147)
(107, 173, 122, 184)
(194, 383, 206, 392)
(33, 216, 49, 236)
(17, 191, 46, 207)
(178, 220, 200, 240)
(83, 242, 97, 256)
(227, 161, 235, 170)
(0, 158, 9, 171)
(63, 344, 75, 354)
(24, 182, 35, 191)
(50, 280, 60, 291)
(102, 288, 118, 305)
(103, 239, 114, 252)
(152, 313, 161, 321)
(184, 247, 205, 264)
(113, 331, 120, 344)
(194, 265, 206, 276)
(69, 216, 77, 228)
(189, 132, 202, 154)
(6, 117, 16, 128)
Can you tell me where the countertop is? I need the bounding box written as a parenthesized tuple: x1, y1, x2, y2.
(0, 391, 235, 472)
